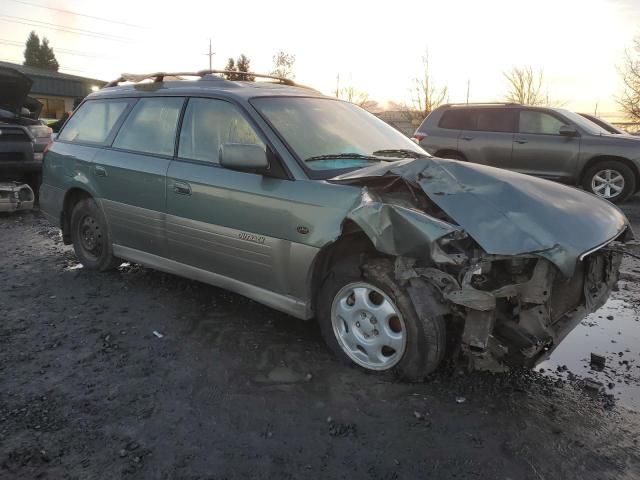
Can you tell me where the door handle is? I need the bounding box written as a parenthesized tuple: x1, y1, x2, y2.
(173, 182, 192, 195)
(461, 136, 474, 141)
(514, 138, 528, 144)
(94, 165, 107, 177)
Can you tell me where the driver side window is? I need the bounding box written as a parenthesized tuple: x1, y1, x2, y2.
(178, 98, 265, 164)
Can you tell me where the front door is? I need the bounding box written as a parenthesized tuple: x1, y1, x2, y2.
(165, 97, 303, 295)
(510, 109, 580, 182)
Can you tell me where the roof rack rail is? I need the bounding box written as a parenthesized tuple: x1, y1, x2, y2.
(104, 70, 298, 88)
(442, 102, 520, 107)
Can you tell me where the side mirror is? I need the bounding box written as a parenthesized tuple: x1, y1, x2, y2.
(559, 125, 579, 137)
(219, 143, 269, 171)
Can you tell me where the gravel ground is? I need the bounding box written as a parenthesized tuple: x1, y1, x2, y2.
(1, 204, 640, 480)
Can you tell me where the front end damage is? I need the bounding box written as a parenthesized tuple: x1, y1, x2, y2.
(331, 157, 634, 369)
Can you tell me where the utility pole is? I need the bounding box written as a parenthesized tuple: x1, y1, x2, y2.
(466, 79, 470, 104)
(204, 39, 215, 70)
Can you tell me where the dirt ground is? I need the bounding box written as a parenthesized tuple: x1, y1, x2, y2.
(2, 198, 640, 479)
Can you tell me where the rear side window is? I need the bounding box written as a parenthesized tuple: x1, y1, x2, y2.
(519, 111, 567, 135)
(113, 97, 184, 156)
(178, 98, 264, 164)
(475, 108, 515, 133)
(438, 109, 475, 130)
(58, 100, 129, 144)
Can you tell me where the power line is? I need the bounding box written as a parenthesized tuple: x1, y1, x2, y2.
(0, 39, 116, 60)
(6, 0, 146, 29)
(0, 15, 132, 42)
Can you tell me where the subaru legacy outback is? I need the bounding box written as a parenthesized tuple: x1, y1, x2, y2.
(41, 71, 635, 378)
(414, 103, 640, 203)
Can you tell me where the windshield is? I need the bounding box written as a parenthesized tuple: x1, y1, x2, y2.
(251, 97, 427, 171)
(557, 109, 611, 135)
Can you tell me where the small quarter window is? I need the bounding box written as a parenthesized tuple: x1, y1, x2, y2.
(58, 100, 129, 144)
(113, 97, 184, 156)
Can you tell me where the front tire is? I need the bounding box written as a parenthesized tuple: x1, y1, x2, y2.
(582, 161, 636, 203)
(317, 258, 447, 381)
(70, 197, 120, 271)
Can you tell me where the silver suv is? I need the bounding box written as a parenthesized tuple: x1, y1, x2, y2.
(414, 103, 640, 203)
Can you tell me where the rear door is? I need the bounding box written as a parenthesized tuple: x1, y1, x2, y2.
(457, 107, 516, 167)
(165, 97, 297, 294)
(94, 96, 185, 257)
(510, 109, 580, 181)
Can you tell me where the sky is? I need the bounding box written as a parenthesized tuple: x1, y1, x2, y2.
(1, 0, 640, 118)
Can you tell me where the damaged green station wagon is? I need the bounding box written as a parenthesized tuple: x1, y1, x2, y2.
(40, 71, 635, 379)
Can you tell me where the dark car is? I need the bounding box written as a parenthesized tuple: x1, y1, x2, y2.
(0, 66, 52, 190)
(39, 71, 633, 378)
(415, 103, 640, 203)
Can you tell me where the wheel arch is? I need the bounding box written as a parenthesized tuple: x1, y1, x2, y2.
(308, 220, 379, 317)
(61, 187, 93, 244)
(580, 155, 640, 187)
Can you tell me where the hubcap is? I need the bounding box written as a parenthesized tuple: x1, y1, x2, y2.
(591, 169, 625, 199)
(78, 215, 103, 259)
(331, 282, 407, 370)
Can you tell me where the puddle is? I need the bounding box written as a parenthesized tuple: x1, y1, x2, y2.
(537, 286, 640, 411)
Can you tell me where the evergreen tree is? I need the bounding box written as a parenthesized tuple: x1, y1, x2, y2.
(37, 38, 59, 71)
(224, 57, 239, 80)
(23, 31, 59, 71)
(23, 31, 41, 68)
(236, 54, 255, 81)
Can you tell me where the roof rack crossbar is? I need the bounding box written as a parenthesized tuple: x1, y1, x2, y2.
(104, 70, 297, 88)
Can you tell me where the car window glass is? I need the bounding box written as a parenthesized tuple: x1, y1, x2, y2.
(113, 97, 184, 156)
(438, 109, 476, 130)
(178, 98, 264, 164)
(475, 109, 514, 133)
(58, 100, 129, 143)
(519, 111, 567, 135)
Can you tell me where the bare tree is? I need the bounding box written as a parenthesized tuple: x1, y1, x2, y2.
(408, 51, 448, 122)
(271, 50, 296, 79)
(619, 36, 640, 121)
(503, 66, 555, 106)
(334, 74, 372, 108)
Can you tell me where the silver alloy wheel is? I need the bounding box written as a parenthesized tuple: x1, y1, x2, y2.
(591, 169, 625, 199)
(331, 282, 407, 370)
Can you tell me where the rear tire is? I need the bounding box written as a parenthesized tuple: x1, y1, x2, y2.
(317, 258, 447, 381)
(582, 160, 636, 203)
(70, 197, 120, 271)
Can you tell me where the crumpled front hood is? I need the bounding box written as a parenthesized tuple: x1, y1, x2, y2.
(332, 157, 631, 277)
(0, 67, 33, 115)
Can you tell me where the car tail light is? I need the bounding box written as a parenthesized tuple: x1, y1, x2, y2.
(413, 132, 427, 143)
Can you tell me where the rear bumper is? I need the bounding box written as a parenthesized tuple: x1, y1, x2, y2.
(39, 182, 65, 227)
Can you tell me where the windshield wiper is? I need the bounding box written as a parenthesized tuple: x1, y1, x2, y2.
(304, 153, 388, 163)
(371, 149, 428, 159)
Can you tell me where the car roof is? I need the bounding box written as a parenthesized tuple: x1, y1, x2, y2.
(88, 74, 327, 101)
(437, 103, 562, 112)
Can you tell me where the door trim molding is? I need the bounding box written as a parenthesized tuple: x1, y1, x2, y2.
(112, 244, 312, 320)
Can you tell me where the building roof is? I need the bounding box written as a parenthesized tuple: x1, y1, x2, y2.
(0, 61, 106, 99)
